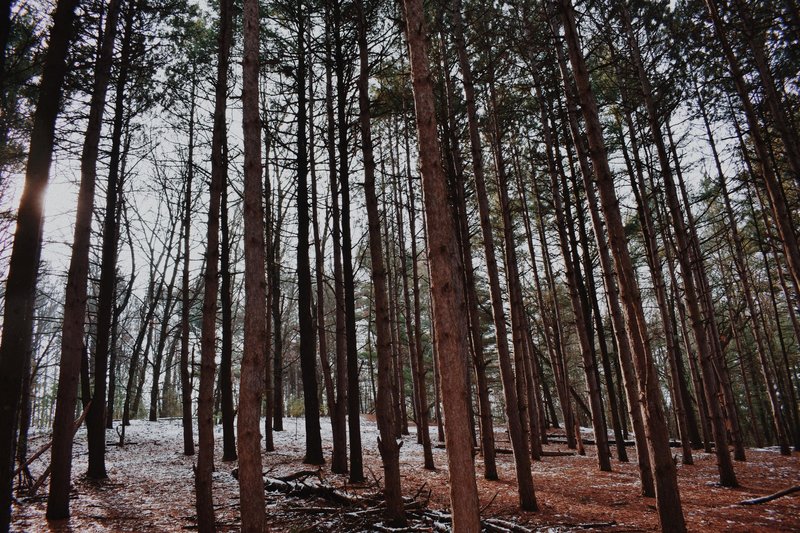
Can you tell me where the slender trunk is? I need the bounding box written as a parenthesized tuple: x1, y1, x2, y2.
(487, 75, 545, 465)
(313, 11, 343, 471)
(363, 73, 405, 533)
(88, 0, 135, 477)
(450, 0, 537, 510)
(47, 0, 122, 516)
(195, 0, 232, 525)
(238, 0, 268, 524)
(558, 0, 686, 528)
(297, 5, 324, 465)
(180, 65, 197, 456)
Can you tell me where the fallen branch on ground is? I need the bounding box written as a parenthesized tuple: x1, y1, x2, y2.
(740, 486, 800, 505)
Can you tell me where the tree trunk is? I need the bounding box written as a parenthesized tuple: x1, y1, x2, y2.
(363, 65, 405, 533)
(441, 35, 497, 477)
(238, 0, 268, 524)
(0, 0, 79, 520)
(297, 3, 324, 466)
(180, 62, 197, 456)
(558, 0, 686, 528)
(195, 0, 233, 524)
(401, 0, 483, 527)
(450, 0, 537, 511)
(47, 0, 122, 516)
(341, 0, 364, 482)
(88, 0, 135, 477)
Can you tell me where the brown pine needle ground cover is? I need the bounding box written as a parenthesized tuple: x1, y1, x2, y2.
(11, 417, 800, 532)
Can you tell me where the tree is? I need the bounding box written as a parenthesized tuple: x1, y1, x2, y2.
(557, 0, 686, 528)
(195, 0, 233, 526)
(237, 0, 268, 524)
(0, 0, 79, 522)
(296, 0, 324, 466)
(47, 0, 122, 515)
(401, 0, 482, 528)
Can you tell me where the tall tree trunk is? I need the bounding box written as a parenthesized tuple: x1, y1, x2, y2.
(0, 0, 79, 520)
(238, 0, 268, 524)
(313, 9, 343, 472)
(699, 84, 790, 455)
(297, 3, 324, 466)
(180, 63, 197, 456)
(195, 0, 232, 525)
(558, 0, 686, 528)
(363, 73, 405, 533)
(450, 0, 537, 510)
(402, 0, 483, 527)
(88, 0, 135, 477)
(441, 35, 497, 477)
(47, 0, 122, 516)
(341, 0, 364, 483)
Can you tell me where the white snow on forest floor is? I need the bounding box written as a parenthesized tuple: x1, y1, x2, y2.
(11, 415, 800, 532)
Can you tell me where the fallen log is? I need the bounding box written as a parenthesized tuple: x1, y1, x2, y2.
(541, 450, 576, 457)
(740, 486, 800, 505)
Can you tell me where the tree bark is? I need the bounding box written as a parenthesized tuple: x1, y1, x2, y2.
(402, 0, 483, 527)
(238, 0, 268, 524)
(47, 0, 122, 516)
(557, 0, 686, 528)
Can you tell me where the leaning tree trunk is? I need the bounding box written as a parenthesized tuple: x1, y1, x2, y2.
(695, 85, 790, 455)
(0, 0, 79, 520)
(558, 0, 686, 529)
(401, 0, 483, 528)
(47, 0, 122, 516)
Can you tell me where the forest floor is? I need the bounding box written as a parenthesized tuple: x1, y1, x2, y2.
(10, 416, 800, 532)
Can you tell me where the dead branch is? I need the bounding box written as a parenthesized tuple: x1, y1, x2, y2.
(13, 401, 91, 478)
(740, 486, 800, 505)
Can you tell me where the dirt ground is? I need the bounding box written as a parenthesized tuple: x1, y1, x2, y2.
(10, 417, 800, 531)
